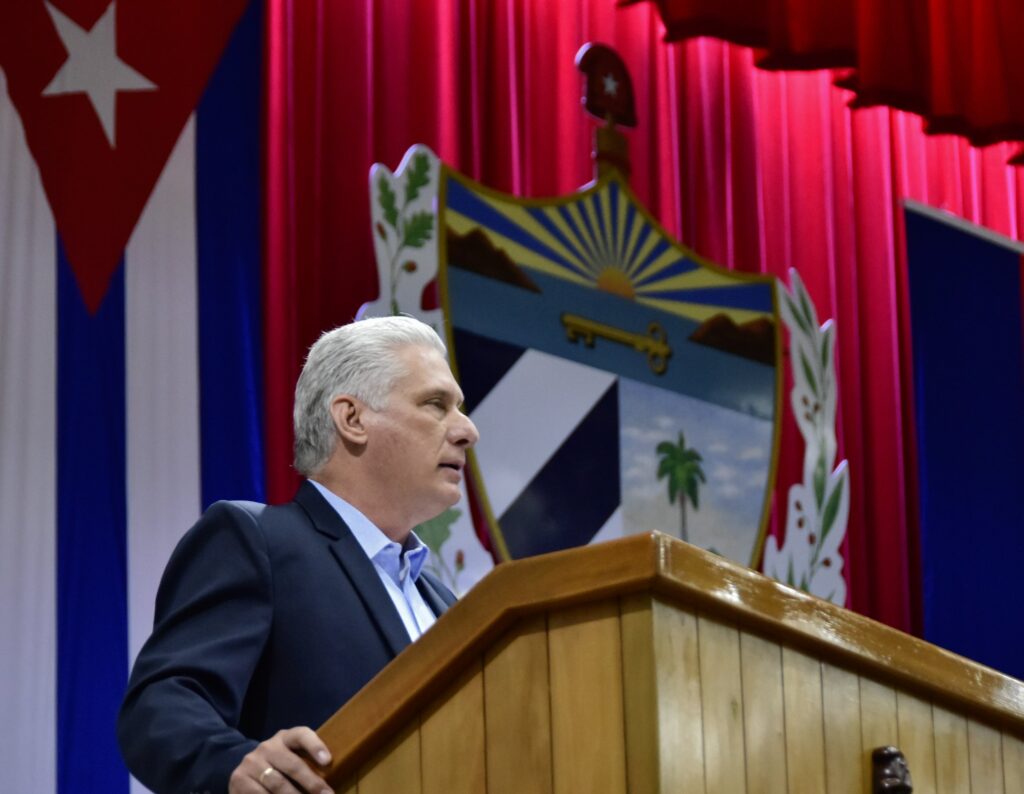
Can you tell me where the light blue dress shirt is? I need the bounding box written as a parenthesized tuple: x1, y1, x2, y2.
(309, 480, 437, 641)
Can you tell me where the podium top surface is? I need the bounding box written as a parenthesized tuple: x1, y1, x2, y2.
(318, 532, 1024, 781)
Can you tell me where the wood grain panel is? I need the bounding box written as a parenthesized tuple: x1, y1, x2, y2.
(699, 616, 747, 794)
(652, 598, 706, 794)
(821, 663, 863, 794)
(356, 723, 421, 794)
(739, 632, 786, 794)
(619, 594, 659, 794)
(781, 646, 826, 794)
(932, 706, 969, 794)
(335, 782, 355, 794)
(895, 692, 936, 794)
(548, 601, 627, 794)
(620, 594, 705, 794)
(319, 534, 1024, 784)
(483, 615, 553, 794)
(1002, 732, 1024, 794)
(859, 677, 898, 787)
(657, 537, 1024, 733)
(420, 661, 485, 794)
(967, 719, 1005, 793)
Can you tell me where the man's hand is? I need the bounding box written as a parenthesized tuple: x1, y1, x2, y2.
(229, 726, 333, 794)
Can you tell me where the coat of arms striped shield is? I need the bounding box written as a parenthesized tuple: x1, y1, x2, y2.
(438, 169, 782, 566)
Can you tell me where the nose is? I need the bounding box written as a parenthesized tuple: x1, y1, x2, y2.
(450, 409, 479, 447)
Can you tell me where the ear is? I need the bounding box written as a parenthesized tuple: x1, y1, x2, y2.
(330, 394, 369, 447)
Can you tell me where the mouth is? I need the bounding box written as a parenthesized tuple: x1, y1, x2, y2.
(439, 461, 463, 471)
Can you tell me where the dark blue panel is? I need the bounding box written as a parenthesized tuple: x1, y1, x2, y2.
(57, 243, 129, 794)
(906, 208, 1024, 679)
(196, 0, 265, 507)
(499, 383, 620, 557)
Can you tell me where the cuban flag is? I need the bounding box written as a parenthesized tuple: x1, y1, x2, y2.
(0, 1, 262, 790)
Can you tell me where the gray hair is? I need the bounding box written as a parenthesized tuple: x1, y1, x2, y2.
(293, 316, 447, 476)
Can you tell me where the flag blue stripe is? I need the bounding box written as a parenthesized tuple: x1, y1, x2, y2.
(196, 0, 265, 508)
(56, 245, 129, 794)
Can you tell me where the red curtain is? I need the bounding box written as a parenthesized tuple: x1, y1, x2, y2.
(265, 0, 1024, 634)
(638, 0, 1024, 157)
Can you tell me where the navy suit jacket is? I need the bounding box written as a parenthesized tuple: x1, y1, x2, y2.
(117, 481, 456, 794)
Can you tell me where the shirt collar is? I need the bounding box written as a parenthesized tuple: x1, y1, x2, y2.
(308, 479, 429, 585)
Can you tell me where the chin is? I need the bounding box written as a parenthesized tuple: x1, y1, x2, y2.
(415, 492, 461, 527)
(439, 484, 463, 509)
(441, 487, 462, 508)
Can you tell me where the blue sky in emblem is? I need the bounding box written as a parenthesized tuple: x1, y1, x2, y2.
(618, 377, 773, 565)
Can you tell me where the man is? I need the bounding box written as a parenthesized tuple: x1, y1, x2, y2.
(118, 316, 479, 794)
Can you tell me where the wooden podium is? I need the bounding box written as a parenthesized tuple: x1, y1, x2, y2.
(316, 533, 1024, 793)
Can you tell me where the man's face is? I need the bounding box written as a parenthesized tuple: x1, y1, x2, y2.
(362, 344, 479, 533)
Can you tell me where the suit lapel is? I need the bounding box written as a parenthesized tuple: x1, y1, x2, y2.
(417, 571, 456, 617)
(293, 481, 411, 657)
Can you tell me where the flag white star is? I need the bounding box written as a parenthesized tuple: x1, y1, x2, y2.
(42, 0, 157, 148)
(602, 73, 618, 97)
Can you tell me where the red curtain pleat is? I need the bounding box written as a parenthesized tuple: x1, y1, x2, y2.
(642, 0, 1024, 155)
(264, 0, 1024, 634)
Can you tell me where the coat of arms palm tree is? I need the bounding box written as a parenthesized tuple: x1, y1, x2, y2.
(656, 432, 706, 543)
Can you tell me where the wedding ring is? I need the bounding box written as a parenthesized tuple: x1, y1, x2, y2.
(259, 766, 276, 786)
